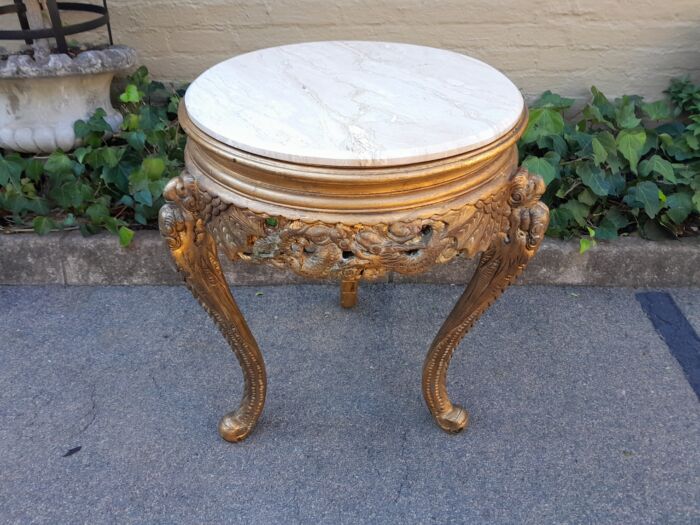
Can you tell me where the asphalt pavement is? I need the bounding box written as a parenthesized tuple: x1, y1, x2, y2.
(1, 284, 698, 524)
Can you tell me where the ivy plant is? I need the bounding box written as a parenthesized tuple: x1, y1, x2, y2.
(0, 66, 185, 245)
(519, 78, 700, 252)
(1, 74, 698, 250)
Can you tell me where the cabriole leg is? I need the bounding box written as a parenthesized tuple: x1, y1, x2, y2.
(159, 174, 267, 442)
(422, 171, 549, 433)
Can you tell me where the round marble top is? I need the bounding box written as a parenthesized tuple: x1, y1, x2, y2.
(185, 41, 524, 168)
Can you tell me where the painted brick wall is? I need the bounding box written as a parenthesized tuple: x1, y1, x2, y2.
(4, 0, 700, 99)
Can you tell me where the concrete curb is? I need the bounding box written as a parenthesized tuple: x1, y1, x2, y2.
(1, 230, 698, 287)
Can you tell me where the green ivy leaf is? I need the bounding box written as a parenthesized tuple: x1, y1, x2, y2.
(73, 120, 91, 139)
(591, 86, 616, 119)
(522, 156, 557, 185)
(640, 219, 674, 240)
(576, 162, 606, 196)
(44, 151, 73, 175)
(641, 100, 672, 120)
(688, 115, 700, 136)
(576, 162, 624, 197)
(639, 155, 676, 183)
(78, 109, 112, 139)
(597, 130, 618, 153)
(675, 167, 695, 188)
(168, 95, 181, 114)
(582, 104, 613, 128)
(139, 105, 166, 132)
(579, 237, 594, 254)
(591, 137, 608, 166)
(1, 191, 43, 215)
(141, 157, 166, 179)
(578, 188, 597, 206)
(536, 134, 568, 157)
(32, 216, 56, 235)
(532, 91, 575, 110)
(641, 130, 659, 157)
(663, 134, 695, 161)
(0, 155, 24, 186)
(522, 108, 565, 144)
(74, 147, 89, 164)
(120, 84, 143, 104)
(561, 200, 590, 227)
(124, 130, 146, 151)
(118, 195, 134, 207)
(104, 147, 125, 169)
(134, 189, 153, 206)
(22, 158, 42, 183)
(72, 161, 86, 178)
(131, 66, 150, 86)
(102, 216, 122, 235)
(103, 160, 135, 194)
(656, 123, 685, 138)
(665, 191, 693, 224)
(84, 146, 126, 170)
(134, 203, 153, 224)
(148, 179, 168, 201)
(62, 213, 76, 227)
(122, 113, 140, 132)
(86, 202, 110, 224)
(615, 98, 641, 129)
(48, 173, 91, 209)
(605, 208, 630, 230)
(596, 208, 629, 240)
(625, 181, 663, 218)
(546, 208, 570, 237)
(128, 168, 150, 194)
(118, 226, 135, 247)
(568, 131, 594, 155)
(693, 190, 700, 213)
(134, 210, 148, 225)
(616, 129, 647, 174)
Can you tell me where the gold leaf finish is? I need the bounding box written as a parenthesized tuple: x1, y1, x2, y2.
(422, 171, 549, 432)
(159, 176, 266, 442)
(160, 104, 548, 442)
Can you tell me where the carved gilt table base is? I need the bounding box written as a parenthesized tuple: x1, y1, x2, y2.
(159, 108, 549, 442)
(160, 42, 550, 442)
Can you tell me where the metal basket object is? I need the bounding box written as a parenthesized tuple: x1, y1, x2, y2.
(0, 0, 112, 54)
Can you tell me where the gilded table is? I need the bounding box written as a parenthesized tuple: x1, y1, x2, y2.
(159, 41, 549, 442)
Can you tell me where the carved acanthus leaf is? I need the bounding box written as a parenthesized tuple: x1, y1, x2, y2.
(166, 168, 544, 281)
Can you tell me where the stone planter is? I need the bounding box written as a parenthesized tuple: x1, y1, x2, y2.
(0, 45, 136, 153)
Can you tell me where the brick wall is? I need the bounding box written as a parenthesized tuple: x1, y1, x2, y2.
(4, 0, 700, 99)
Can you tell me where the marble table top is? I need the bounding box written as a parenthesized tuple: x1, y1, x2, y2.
(185, 41, 524, 167)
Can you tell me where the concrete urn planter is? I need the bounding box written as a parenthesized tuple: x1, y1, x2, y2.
(0, 45, 136, 153)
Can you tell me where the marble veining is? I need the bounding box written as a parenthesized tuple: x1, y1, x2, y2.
(185, 41, 524, 168)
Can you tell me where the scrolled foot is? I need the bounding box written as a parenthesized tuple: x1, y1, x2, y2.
(435, 404, 469, 433)
(219, 410, 258, 443)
